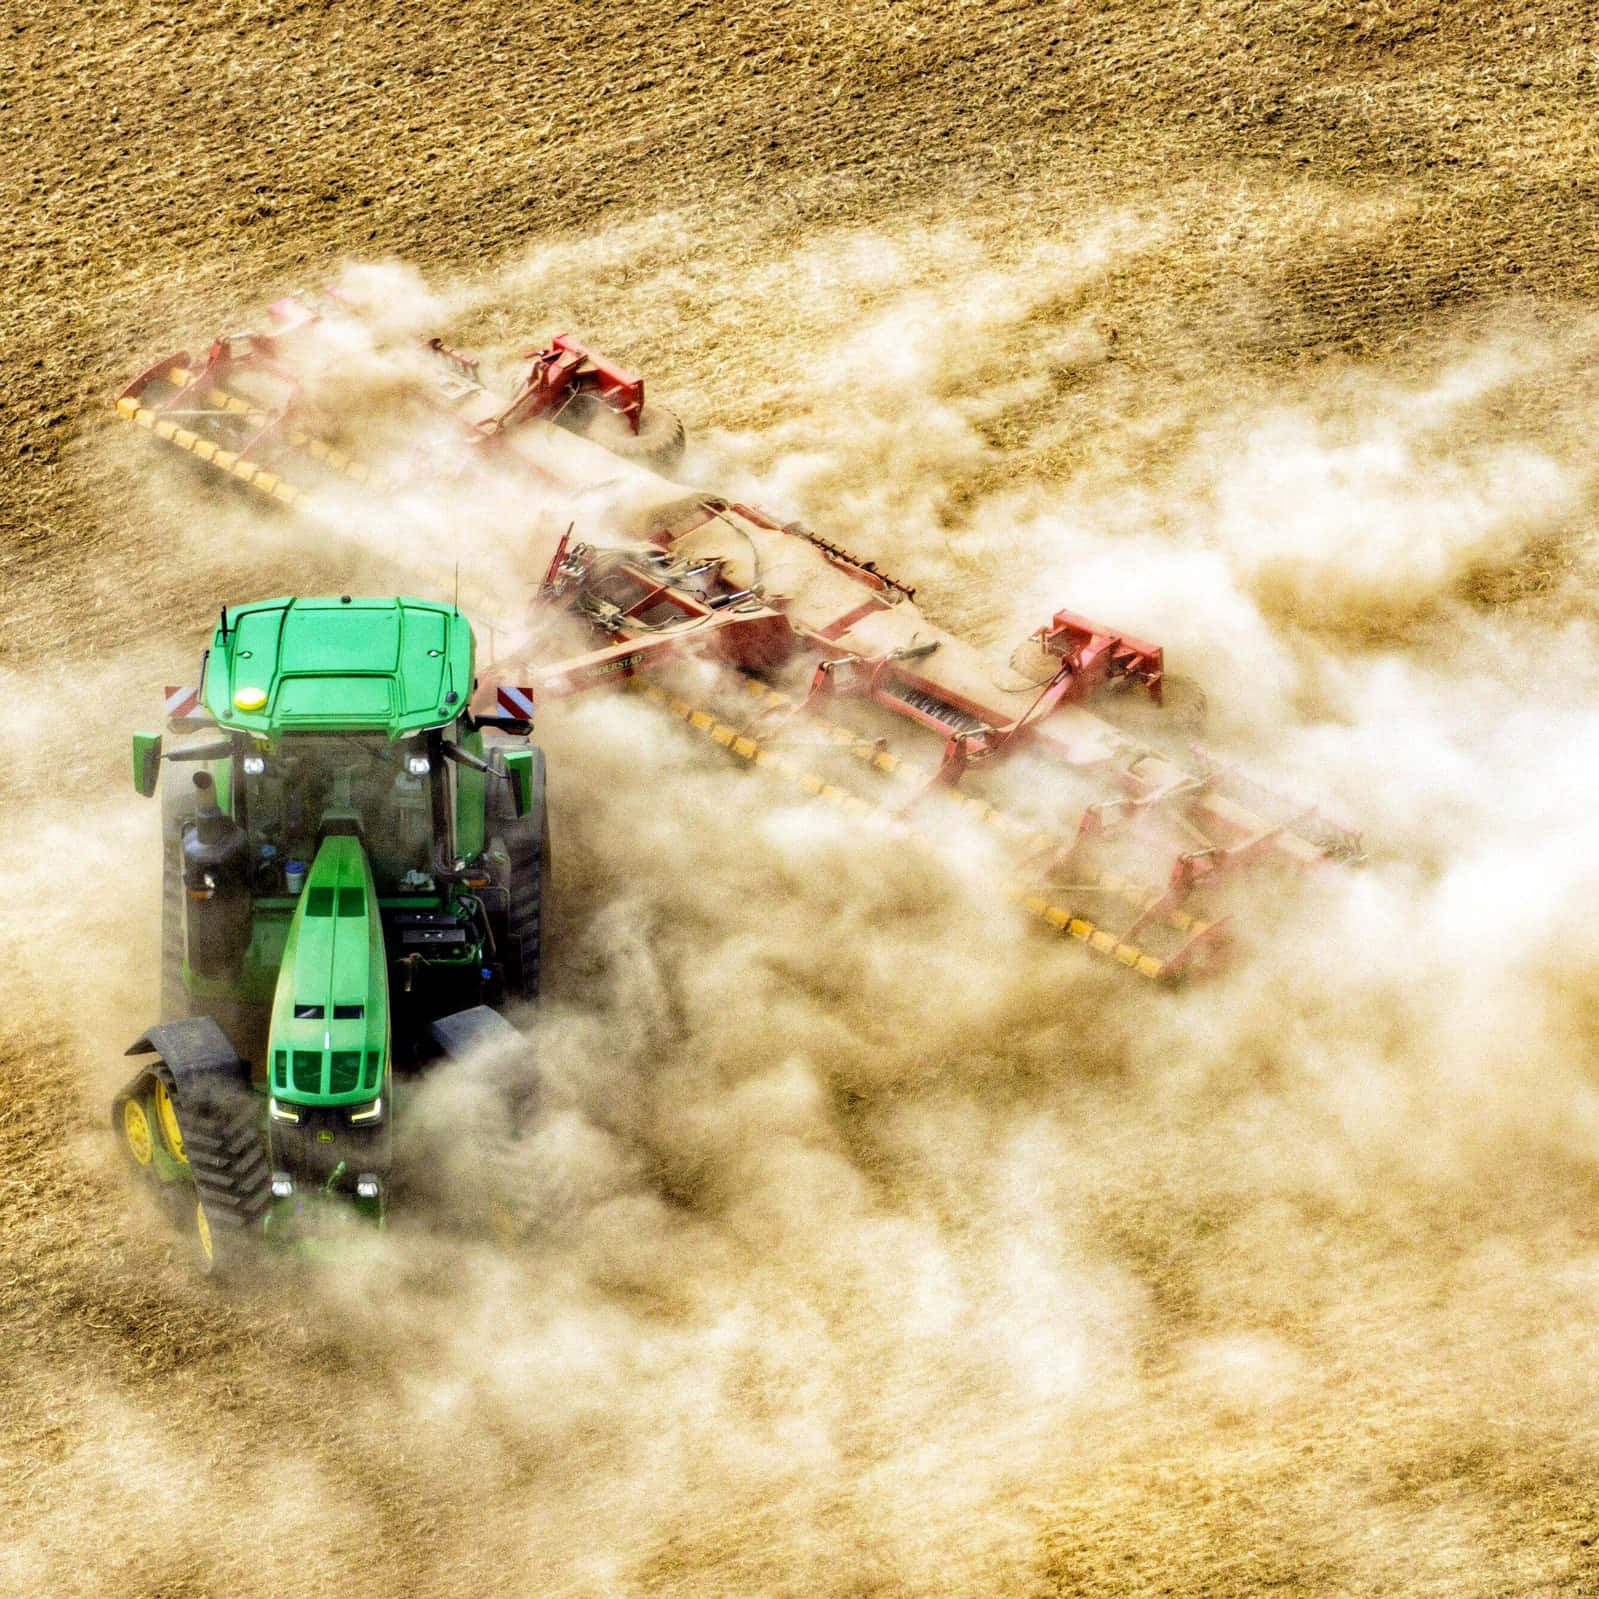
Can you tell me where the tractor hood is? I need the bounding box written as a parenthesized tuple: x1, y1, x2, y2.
(267, 836, 389, 1106)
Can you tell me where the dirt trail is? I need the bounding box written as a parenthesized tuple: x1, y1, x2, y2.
(5, 3, 1599, 1596)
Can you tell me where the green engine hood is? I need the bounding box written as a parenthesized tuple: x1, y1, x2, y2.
(267, 836, 389, 1106)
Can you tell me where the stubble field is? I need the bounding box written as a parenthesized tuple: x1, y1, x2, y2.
(4, 3, 1599, 1595)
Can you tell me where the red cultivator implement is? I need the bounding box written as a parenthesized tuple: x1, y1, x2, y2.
(118, 296, 1359, 980)
(115, 293, 685, 509)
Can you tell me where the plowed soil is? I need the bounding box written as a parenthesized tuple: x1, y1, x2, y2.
(5, 3, 1599, 1596)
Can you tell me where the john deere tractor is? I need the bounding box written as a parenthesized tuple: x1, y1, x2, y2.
(112, 595, 547, 1270)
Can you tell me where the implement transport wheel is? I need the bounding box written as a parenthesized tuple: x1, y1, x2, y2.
(558, 393, 686, 474)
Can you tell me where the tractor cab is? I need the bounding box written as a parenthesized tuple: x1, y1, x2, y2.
(199, 593, 479, 887)
(134, 595, 536, 886)
(133, 595, 540, 1021)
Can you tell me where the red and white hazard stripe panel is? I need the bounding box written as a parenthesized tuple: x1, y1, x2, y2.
(164, 685, 200, 720)
(496, 684, 535, 720)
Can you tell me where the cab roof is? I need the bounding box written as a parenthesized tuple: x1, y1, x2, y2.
(201, 596, 475, 740)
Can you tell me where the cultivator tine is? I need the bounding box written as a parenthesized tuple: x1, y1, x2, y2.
(705, 676, 1253, 974)
(1188, 746, 1364, 863)
(1012, 891, 1213, 980)
(119, 392, 308, 506)
(117, 384, 387, 502)
(117, 354, 390, 510)
(632, 677, 1218, 981)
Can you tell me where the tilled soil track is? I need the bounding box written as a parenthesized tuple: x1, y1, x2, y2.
(5, 3, 1599, 1596)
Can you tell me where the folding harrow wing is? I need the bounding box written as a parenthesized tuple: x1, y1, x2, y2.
(115, 293, 685, 510)
(118, 296, 1360, 980)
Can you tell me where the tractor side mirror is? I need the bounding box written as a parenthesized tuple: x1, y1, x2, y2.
(502, 749, 533, 818)
(132, 732, 163, 798)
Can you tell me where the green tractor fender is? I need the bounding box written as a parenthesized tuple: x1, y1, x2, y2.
(124, 1015, 248, 1082)
(428, 1004, 522, 1060)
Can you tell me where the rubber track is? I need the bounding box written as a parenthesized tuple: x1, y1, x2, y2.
(171, 1075, 272, 1238)
(500, 816, 547, 1001)
(484, 742, 548, 1002)
(159, 786, 193, 1024)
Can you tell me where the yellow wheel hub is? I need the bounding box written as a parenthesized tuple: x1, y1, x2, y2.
(121, 1098, 154, 1166)
(153, 1079, 185, 1162)
(194, 1200, 213, 1268)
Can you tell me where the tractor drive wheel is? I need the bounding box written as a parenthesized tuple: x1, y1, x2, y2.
(114, 1069, 166, 1181)
(484, 742, 550, 1004)
(180, 1087, 271, 1277)
(558, 393, 686, 474)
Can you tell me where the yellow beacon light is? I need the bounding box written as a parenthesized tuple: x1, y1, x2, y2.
(234, 686, 268, 712)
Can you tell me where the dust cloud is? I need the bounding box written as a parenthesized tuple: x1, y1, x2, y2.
(12, 197, 1599, 1597)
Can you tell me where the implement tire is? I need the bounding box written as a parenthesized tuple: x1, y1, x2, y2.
(557, 394, 686, 475)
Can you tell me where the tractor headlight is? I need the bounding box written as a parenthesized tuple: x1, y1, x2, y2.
(347, 1097, 383, 1125)
(270, 1171, 295, 1198)
(268, 1097, 300, 1124)
(355, 1173, 382, 1200)
(406, 755, 431, 776)
(242, 755, 266, 776)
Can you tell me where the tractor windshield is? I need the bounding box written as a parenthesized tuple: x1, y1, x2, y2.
(239, 734, 445, 894)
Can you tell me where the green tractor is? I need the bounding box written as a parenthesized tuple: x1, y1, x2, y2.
(112, 595, 548, 1270)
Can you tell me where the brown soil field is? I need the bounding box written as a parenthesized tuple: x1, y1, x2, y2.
(6, 2, 1599, 1596)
